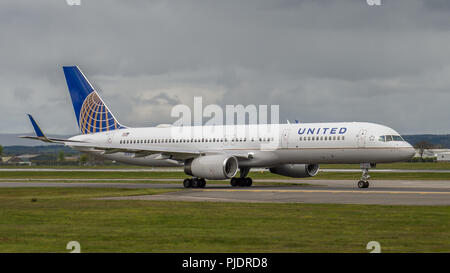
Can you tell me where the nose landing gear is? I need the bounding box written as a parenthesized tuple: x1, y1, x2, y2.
(358, 163, 374, 188)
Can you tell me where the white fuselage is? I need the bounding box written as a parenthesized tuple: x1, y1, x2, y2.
(68, 121, 415, 167)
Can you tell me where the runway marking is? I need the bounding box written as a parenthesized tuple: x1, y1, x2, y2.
(197, 189, 450, 195)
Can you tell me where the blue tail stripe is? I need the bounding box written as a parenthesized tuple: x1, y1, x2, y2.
(63, 66, 94, 125)
(62, 66, 126, 134)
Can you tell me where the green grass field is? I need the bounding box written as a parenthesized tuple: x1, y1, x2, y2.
(0, 187, 448, 253)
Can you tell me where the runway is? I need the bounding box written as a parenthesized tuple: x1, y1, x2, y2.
(1, 179, 449, 205)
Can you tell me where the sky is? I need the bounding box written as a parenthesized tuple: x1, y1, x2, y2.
(1, 0, 450, 135)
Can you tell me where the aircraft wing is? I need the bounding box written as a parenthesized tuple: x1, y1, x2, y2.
(70, 142, 202, 161)
(20, 114, 250, 161)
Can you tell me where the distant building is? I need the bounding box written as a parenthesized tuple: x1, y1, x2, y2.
(0, 157, 12, 164)
(437, 152, 450, 162)
(1, 154, 39, 166)
(414, 149, 450, 158)
(64, 155, 80, 162)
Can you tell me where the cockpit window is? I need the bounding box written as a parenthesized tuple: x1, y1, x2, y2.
(379, 135, 404, 142)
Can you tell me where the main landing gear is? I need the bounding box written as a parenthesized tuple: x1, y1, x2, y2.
(230, 177, 253, 187)
(183, 177, 206, 188)
(357, 163, 374, 189)
(230, 167, 253, 187)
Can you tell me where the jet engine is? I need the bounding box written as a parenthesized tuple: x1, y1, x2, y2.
(184, 155, 239, 180)
(269, 164, 319, 178)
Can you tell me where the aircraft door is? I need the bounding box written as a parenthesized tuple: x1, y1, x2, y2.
(281, 129, 289, 149)
(357, 129, 367, 148)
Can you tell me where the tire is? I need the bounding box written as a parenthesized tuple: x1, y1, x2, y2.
(357, 180, 365, 188)
(199, 179, 206, 188)
(246, 177, 253, 187)
(183, 178, 192, 188)
(364, 181, 370, 188)
(238, 178, 246, 187)
(192, 179, 199, 188)
(230, 178, 238, 187)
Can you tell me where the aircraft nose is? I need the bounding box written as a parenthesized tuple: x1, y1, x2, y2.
(405, 144, 416, 159)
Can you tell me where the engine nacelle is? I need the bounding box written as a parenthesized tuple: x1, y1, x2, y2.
(184, 155, 239, 180)
(269, 164, 319, 178)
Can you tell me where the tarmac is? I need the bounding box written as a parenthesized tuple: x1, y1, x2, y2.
(1, 179, 449, 205)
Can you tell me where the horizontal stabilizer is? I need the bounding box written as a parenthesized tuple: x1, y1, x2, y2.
(20, 114, 85, 144)
(18, 136, 85, 143)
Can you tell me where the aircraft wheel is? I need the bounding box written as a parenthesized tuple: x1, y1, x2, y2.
(199, 178, 206, 188)
(357, 180, 365, 189)
(183, 178, 192, 188)
(230, 178, 238, 187)
(246, 177, 253, 187)
(364, 181, 370, 188)
(192, 178, 200, 188)
(238, 178, 246, 187)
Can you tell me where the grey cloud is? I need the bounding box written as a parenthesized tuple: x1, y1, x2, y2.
(136, 93, 182, 106)
(13, 87, 33, 101)
(0, 0, 449, 135)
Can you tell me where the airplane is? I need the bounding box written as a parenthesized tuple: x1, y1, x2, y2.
(21, 66, 416, 189)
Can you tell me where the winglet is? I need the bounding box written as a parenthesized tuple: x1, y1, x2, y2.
(20, 114, 53, 142)
(27, 114, 46, 138)
(20, 114, 86, 144)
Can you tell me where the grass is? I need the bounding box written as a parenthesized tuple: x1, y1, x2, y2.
(1, 170, 450, 181)
(0, 187, 448, 253)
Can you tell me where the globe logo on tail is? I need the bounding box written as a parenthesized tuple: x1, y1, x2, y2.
(79, 92, 123, 134)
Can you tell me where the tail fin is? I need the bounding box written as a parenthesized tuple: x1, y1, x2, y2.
(62, 66, 126, 134)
